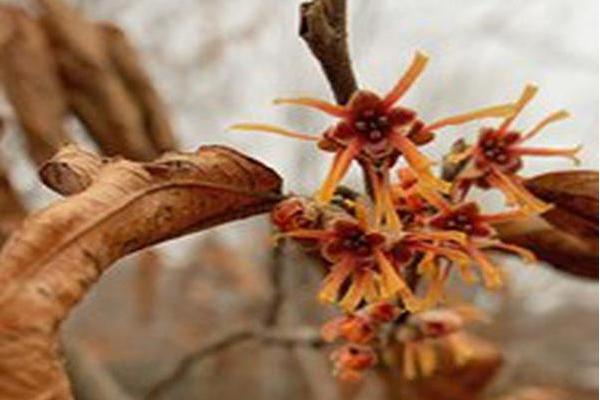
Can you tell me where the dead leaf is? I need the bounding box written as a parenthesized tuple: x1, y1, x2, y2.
(496, 170, 598, 279)
(36, 0, 158, 160)
(0, 144, 282, 399)
(0, 6, 69, 165)
(39, 144, 104, 195)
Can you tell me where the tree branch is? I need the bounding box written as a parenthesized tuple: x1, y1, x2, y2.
(145, 325, 324, 400)
(299, 0, 358, 104)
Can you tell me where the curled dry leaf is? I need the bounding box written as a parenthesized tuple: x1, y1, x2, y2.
(0, 144, 282, 399)
(39, 143, 104, 195)
(35, 0, 158, 160)
(0, 5, 69, 165)
(496, 170, 598, 279)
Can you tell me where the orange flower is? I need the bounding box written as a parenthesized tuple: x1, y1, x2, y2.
(426, 192, 536, 289)
(321, 301, 401, 344)
(451, 85, 581, 212)
(231, 51, 515, 220)
(330, 344, 378, 381)
(394, 306, 487, 379)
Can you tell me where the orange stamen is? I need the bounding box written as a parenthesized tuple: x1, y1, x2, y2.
(498, 84, 538, 132)
(424, 103, 516, 131)
(381, 167, 403, 230)
(456, 262, 478, 285)
(476, 239, 537, 264)
(445, 333, 473, 366)
(318, 257, 354, 304)
(520, 110, 570, 142)
(411, 243, 470, 266)
(465, 244, 503, 289)
(364, 274, 380, 303)
(381, 51, 429, 109)
(273, 97, 348, 118)
(339, 271, 370, 311)
(316, 139, 363, 203)
(389, 131, 451, 193)
(352, 198, 371, 230)
(403, 342, 418, 380)
(512, 145, 582, 165)
(446, 146, 475, 164)
(230, 123, 319, 141)
(488, 168, 551, 213)
(480, 209, 529, 224)
(366, 165, 385, 229)
(415, 185, 451, 211)
(415, 343, 437, 376)
(408, 230, 467, 245)
(374, 250, 419, 311)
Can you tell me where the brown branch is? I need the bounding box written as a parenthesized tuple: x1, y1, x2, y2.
(0, 145, 282, 399)
(145, 325, 324, 400)
(300, 0, 357, 104)
(263, 240, 285, 326)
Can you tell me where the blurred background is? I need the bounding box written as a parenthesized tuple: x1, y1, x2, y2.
(0, 0, 597, 399)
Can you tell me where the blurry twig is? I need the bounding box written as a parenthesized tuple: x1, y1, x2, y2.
(145, 325, 324, 400)
(63, 340, 134, 400)
(263, 240, 284, 327)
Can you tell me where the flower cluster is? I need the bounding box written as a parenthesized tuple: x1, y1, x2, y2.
(235, 50, 581, 380)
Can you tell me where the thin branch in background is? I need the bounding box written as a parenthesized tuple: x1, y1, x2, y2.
(145, 326, 324, 400)
(263, 239, 284, 327)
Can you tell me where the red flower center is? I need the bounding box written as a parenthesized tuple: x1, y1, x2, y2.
(340, 230, 374, 256)
(442, 210, 476, 234)
(353, 109, 391, 143)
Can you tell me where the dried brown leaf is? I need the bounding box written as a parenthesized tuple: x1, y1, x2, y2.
(36, 0, 157, 160)
(0, 6, 69, 165)
(0, 145, 282, 399)
(496, 170, 598, 279)
(39, 144, 104, 195)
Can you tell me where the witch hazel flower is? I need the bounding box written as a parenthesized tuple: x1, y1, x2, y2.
(393, 306, 488, 379)
(450, 84, 581, 212)
(276, 198, 472, 311)
(232, 51, 515, 227)
(425, 190, 536, 289)
(330, 344, 378, 381)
